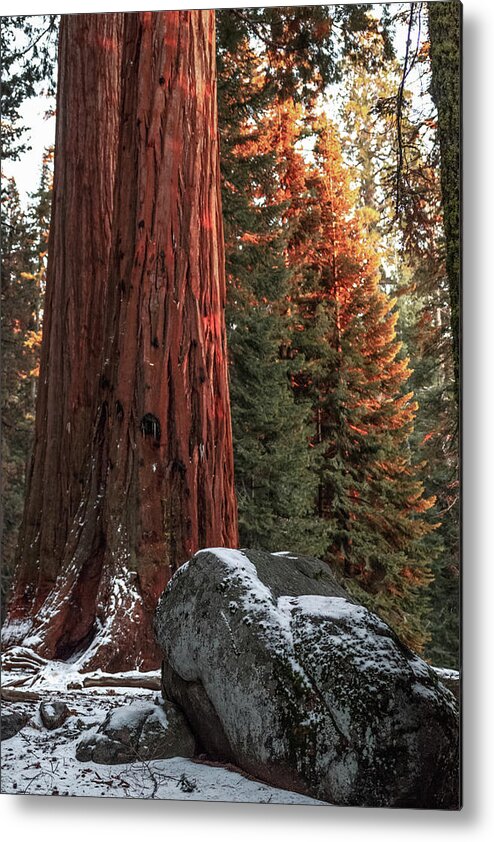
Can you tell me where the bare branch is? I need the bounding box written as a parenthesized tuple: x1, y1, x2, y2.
(395, 3, 416, 218)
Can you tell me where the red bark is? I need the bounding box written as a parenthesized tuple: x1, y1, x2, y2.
(3, 10, 238, 671)
(4, 12, 123, 643)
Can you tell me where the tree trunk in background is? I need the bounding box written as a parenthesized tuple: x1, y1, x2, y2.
(428, 1, 461, 407)
(4, 13, 123, 642)
(4, 10, 238, 671)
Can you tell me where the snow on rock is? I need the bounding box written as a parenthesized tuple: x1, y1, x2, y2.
(75, 696, 196, 765)
(39, 701, 70, 730)
(431, 666, 460, 702)
(155, 547, 460, 809)
(433, 667, 460, 681)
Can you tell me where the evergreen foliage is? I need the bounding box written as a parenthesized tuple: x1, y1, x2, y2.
(1, 15, 58, 160)
(216, 7, 459, 655)
(397, 260, 459, 667)
(215, 3, 394, 559)
(1, 154, 52, 613)
(337, 12, 460, 664)
(217, 20, 327, 555)
(1, 14, 56, 610)
(228, 296, 327, 555)
(3, 9, 460, 664)
(284, 110, 437, 651)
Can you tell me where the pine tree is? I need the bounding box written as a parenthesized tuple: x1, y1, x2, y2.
(1, 177, 37, 611)
(217, 21, 326, 556)
(398, 267, 459, 667)
(1, 150, 52, 611)
(396, 210, 459, 667)
(228, 295, 326, 554)
(289, 113, 437, 651)
(338, 18, 460, 664)
(1, 15, 58, 161)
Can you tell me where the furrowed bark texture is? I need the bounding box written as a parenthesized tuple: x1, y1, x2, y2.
(4, 13, 123, 639)
(4, 10, 238, 671)
(83, 9, 238, 670)
(428, 1, 461, 406)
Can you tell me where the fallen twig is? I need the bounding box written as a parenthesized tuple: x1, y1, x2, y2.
(1, 686, 43, 702)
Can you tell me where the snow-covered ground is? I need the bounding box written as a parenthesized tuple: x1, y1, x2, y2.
(0, 652, 327, 805)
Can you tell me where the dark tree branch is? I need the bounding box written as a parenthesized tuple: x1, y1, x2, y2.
(395, 3, 416, 218)
(9, 21, 54, 62)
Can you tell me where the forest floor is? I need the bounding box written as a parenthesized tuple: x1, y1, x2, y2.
(0, 652, 326, 805)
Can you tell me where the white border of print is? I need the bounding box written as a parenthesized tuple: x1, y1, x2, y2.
(1, 1, 492, 840)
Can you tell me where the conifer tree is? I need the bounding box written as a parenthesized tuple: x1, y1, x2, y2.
(288, 112, 437, 651)
(215, 4, 391, 558)
(217, 12, 438, 649)
(338, 19, 460, 664)
(1, 15, 58, 161)
(1, 153, 54, 613)
(398, 267, 459, 666)
(396, 215, 459, 667)
(217, 21, 326, 555)
(1, 177, 38, 611)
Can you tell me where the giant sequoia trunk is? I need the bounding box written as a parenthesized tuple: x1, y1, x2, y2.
(4, 13, 123, 642)
(4, 10, 238, 671)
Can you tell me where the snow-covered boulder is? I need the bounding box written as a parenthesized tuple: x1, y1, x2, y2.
(76, 698, 196, 764)
(40, 701, 70, 730)
(154, 548, 459, 808)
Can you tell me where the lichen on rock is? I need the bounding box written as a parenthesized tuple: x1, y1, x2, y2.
(154, 547, 459, 808)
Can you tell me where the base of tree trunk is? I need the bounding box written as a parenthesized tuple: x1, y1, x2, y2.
(2, 569, 166, 673)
